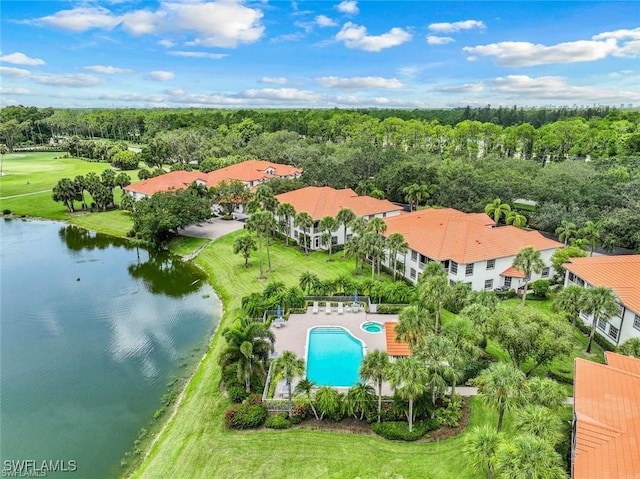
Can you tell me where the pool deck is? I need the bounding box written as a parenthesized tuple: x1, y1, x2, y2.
(271, 306, 399, 396)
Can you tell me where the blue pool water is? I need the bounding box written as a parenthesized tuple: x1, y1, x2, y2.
(306, 327, 364, 387)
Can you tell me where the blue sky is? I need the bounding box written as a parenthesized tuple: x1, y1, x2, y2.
(1, 1, 639, 108)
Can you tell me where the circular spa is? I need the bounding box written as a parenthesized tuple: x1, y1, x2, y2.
(361, 321, 384, 334)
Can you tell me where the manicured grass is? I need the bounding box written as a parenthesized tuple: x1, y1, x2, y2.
(130, 233, 509, 479)
(69, 211, 133, 238)
(168, 236, 211, 257)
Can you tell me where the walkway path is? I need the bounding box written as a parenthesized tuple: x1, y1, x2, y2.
(0, 189, 51, 200)
(178, 216, 244, 241)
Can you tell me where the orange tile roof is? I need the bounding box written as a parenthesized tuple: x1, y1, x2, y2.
(384, 322, 411, 357)
(565, 255, 640, 315)
(124, 170, 204, 196)
(205, 160, 302, 187)
(573, 354, 640, 479)
(500, 266, 526, 278)
(275, 186, 403, 221)
(383, 208, 562, 264)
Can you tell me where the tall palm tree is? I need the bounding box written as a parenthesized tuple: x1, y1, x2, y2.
(294, 212, 313, 254)
(360, 232, 385, 280)
(484, 198, 511, 224)
(403, 183, 432, 211)
(555, 220, 577, 245)
(513, 246, 544, 306)
(514, 405, 563, 446)
(344, 382, 375, 420)
(494, 433, 566, 479)
(525, 377, 568, 411)
(299, 271, 320, 295)
(474, 362, 526, 432)
(579, 220, 601, 256)
(238, 341, 254, 393)
(272, 351, 305, 417)
(463, 425, 503, 479)
(459, 304, 493, 344)
(359, 350, 390, 423)
(294, 378, 319, 420)
(583, 286, 618, 353)
(366, 217, 387, 235)
(246, 211, 273, 279)
(419, 274, 451, 334)
(276, 202, 296, 246)
(350, 216, 368, 237)
(387, 356, 429, 432)
(336, 207, 356, 248)
(219, 317, 275, 372)
(506, 211, 527, 228)
(395, 305, 434, 349)
(343, 236, 363, 275)
(318, 216, 339, 259)
(386, 232, 408, 281)
(233, 234, 257, 268)
(315, 386, 342, 421)
(552, 284, 587, 331)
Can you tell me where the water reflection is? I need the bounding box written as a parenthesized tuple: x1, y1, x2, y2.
(58, 225, 126, 251)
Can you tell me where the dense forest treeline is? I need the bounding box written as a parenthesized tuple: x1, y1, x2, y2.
(2, 105, 639, 251)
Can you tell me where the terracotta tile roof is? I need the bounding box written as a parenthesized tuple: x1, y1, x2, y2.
(383, 208, 562, 264)
(573, 354, 640, 479)
(275, 186, 403, 221)
(565, 255, 640, 315)
(124, 170, 204, 196)
(500, 266, 526, 278)
(205, 160, 302, 186)
(384, 322, 411, 357)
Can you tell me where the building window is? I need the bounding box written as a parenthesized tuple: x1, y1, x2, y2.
(504, 277, 512, 288)
(331, 236, 338, 245)
(314, 237, 319, 249)
(465, 264, 474, 276)
(597, 319, 607, 332)
(410, 268, 416, 280)
(541, 267, 550, 278)
(486, 259, 495, 270)
(634, 314, 640, 331)
(294, 230, 299, 239)
(450, 261, 458, 274)
(484, 279, 493, 290)
(411, 251, 418, 262)
(568, 272, 575, 282)
(617, 303, 624, 318)
(608, 325, 619, 340)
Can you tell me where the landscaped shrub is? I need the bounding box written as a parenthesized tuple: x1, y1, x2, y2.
(376, 304, 406, 314)
(435, 394, 463, 427)
(3, 209, 11, 215)
(265, 413, 291, 429)
(530, 279, 551, 298)
(225, 399, 267, 429)
(461, 358, 491, 384)
(371, 420, 438, 441)
(226, 385, 249, 403)
(547, 368, 574, 385)
(495, 288, 516, 300)
(289, 403, 310, 424)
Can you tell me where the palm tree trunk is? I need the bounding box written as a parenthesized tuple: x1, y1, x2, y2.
(408, 399, 413, 432)
(288, 383, 293, 417)
(435, 306, 441, 335)
(258, 233, 264, 279)
(521, 280, 529, 306)
(377, 381, 382, 423)
(497, 407, 505, 432)
(586, 315, 597, 353)
(266, 233, 272, 272)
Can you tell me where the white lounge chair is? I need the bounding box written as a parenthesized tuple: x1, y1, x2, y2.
(325, 302, 331, 314)
(337, 302, 344, 314)
(312, 301, 319, 314)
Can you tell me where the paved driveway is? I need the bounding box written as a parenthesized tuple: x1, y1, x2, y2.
(178, 217, 245, 240)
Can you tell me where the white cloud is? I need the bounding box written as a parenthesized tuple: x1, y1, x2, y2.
(463, 39, 618, 66)
(168, 51, 229, 59)
(317, 76, 403, 89)
(427, 35, 454, 45)
(84, 65, 132, 74)
(240, 88, 321, 102)
(260, 77, 288, 84)
(618, 40, 640, 57)
(0, 66, 31, 78)
(434, 82, 484, 93)
(0, 52, 45, 66)
(99, 92, 165, 103)
(157, 39, 175, 48)
(149, 70, 175, 81)
(428, 20, 485, 33)
(121, 9, 164, 35)
(0, 87, 31, 95)
(34, 6, 119, 32)
(316, 15, 337, 27)
(336, 22, 412, 52)
(593, 27, 640, 41)
(32, 73, 102, 88)
(336, 1, 359, 15)
(271, 32, 305, 43)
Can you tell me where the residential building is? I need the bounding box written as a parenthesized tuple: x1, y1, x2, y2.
(382, 208, 562, 290)
(572, 353, 640, 479)
(124, 160, 302, 200)
(564, 255, 640, 346)
(275, 186, 403, 251)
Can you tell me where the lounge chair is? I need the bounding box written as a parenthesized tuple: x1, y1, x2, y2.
(312, 301, 319, 314)
(337, 302, 344, 314)
(325, 302, 331, 314)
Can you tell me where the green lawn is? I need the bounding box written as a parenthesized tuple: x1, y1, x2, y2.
(69, 210, 133, 238)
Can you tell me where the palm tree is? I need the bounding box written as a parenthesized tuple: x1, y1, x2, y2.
(315, 386, 342, 421)
(460, 304, 493, 346)
(423, 261, 447, 277)
(344, 236, 363, 275)
(484, 198, 511, 224)
(506, 211, 527, 228)
(318, 216, 339, 259)
(387, 356, 429, 432)
(552, 284, 587, 331)
(386, 232, 408, 281)
(415, 334, 454, 411)
(350, 216, 367, 237)
(525, 377, 568, 411)
(238, 341, 254, 393)
(272, 351, 305, 417)
(579, 220, 601, 256)
(344, 382, 375, 420)
(276, 202, 296, 246)
(246, 211, 273, 279)
(336, 207, 356, 248)
(299, 271, 320, 295)
(403, 183, 432, 211)
(583, 286, 618, 353)
(419, 274, 451, 334)
(294, 378, 319, 420)
(219, 317, 275, 373)
(514, 405, 563, 445)
(360, 232, 385, 280)
(555, 220, 577, 245)
(463, 425, 503, 479)
(474, 362, 526, 432)
(294, 212, 313, 254)
(233, 234, 257, 268)
(618, 337, 640, 358)
(494, 433, 566, 479)
(366, 217, 387, 235)
(395, 305, 433, 349)
(513, 246, 544, 306)
(359, 350, 390, 423)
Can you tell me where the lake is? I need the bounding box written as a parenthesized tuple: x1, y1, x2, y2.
(0, 219, 219, 478)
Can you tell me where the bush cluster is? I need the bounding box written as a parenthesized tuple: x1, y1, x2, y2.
(225, 396, 267, 429)
(575, 322, 617, 352)
(434, 395, 464, 427)
(289, 403, 310, 424)
(376, 304, 406, 314)
(265, 413, 291, 429)
(371, 420, 439, 441)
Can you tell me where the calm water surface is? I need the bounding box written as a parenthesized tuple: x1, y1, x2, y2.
(0, 219, 219, 478)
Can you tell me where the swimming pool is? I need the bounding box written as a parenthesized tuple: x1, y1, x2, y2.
(306, 327, 365, 387)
